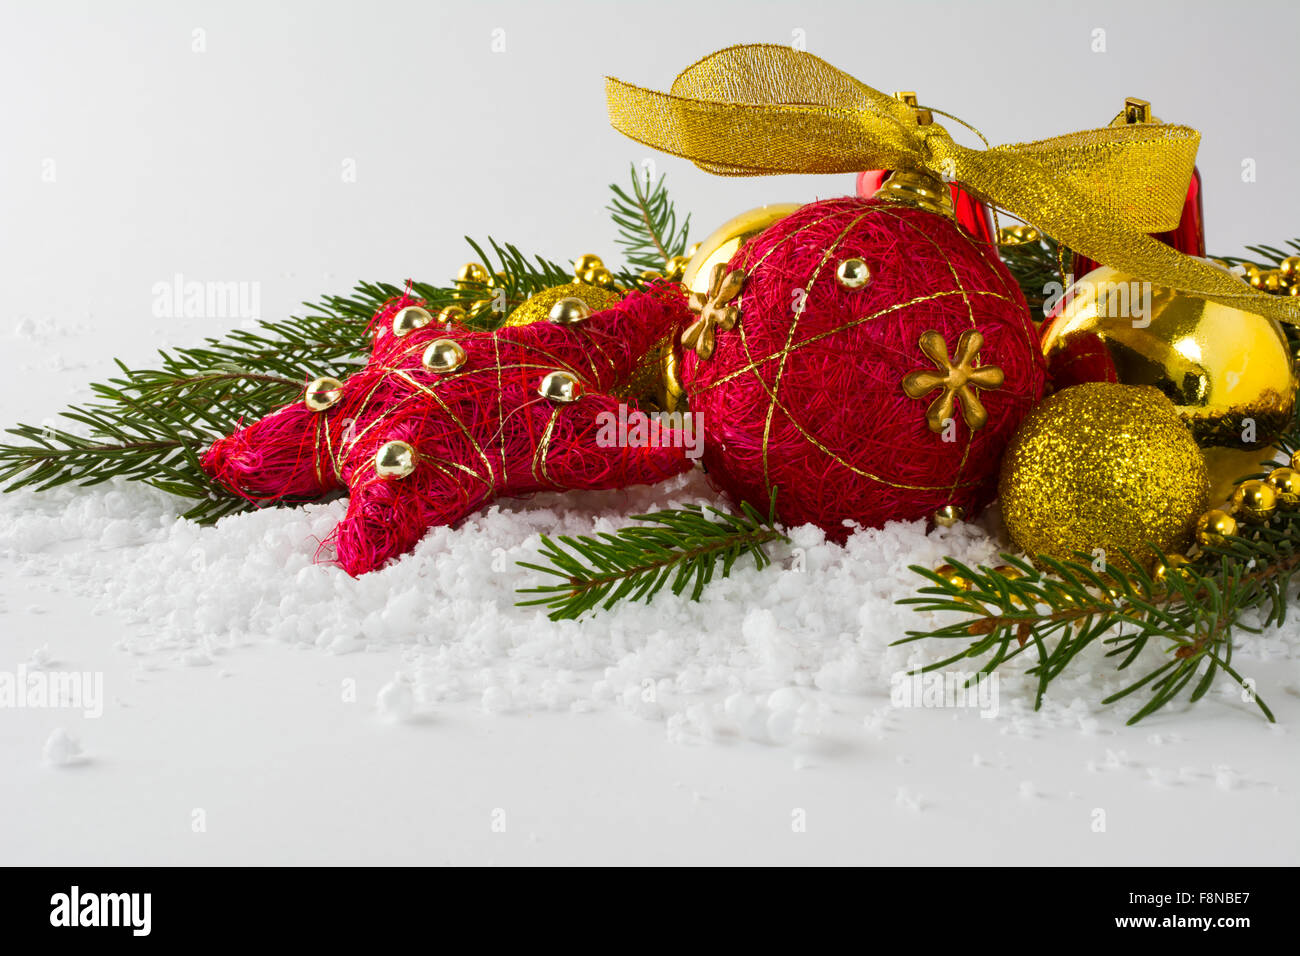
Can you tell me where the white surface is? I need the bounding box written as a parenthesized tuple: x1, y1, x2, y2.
(2, 0, 1299, 865)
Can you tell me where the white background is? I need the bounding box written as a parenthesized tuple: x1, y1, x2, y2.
(1, 0, 1298, 866)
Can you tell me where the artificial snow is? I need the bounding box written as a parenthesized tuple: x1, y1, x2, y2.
(0, 471, 1296, 753)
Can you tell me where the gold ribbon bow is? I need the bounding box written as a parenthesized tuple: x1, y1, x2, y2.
(606, 44, 1299, 325)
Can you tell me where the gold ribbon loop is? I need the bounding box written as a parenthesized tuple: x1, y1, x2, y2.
(606, 43, 1300, 325)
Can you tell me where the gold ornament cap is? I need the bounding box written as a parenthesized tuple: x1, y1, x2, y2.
(374, 440, 417, 479)
(539, 370, 584, 404)
(304, 376, 344, 412)
(548, 297, 592, 325)
(422, 339, 467, 373)
(392, 306, 433, 337)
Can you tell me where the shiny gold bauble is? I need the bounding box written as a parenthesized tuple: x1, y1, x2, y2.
(573, 253, 604, 277)
(547, 297, 592, 326)
(303, 376, 344, 412)
(374, 440, 416, 479)
(455, 262, 492, 288)
(663, 255, 691, 282)
(1266, 466, 1300, 507)
(437, 306, 467, 327)
(1280, 256, 1300, 280)
(998, 383, 1209, 569)
(680, 203, 802, 296)
(835, 257, 872, 290)
(1194, 508, 1238, 546)
(579, 265, 617, 289)
(422, 338, 466, 373)
(932, 504, 964, 527)
(934, 563, 973, 591)
(1041, 265, 1297, 503)
(1153, 553, 1191, 586)
(1231, 479, 1277, 523)
(503, 283, 622, 329)
(392, 305, 433, 337)
(997, 224, 1041, 247)
(538, 370, 584, 404)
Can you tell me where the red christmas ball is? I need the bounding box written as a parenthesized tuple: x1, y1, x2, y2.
(680, 196, 1047, 538)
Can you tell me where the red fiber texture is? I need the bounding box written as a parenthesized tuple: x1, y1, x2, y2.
(681, 196, 1048, 538)
(202, 287, 692, 575)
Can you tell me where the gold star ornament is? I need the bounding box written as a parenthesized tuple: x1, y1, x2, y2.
(902, 329, 1004, 432)
(683, 263, 746, 360)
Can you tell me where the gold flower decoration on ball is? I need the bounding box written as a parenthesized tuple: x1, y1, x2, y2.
(902, 329, 1004, 432)
(683, 262, 746, 360)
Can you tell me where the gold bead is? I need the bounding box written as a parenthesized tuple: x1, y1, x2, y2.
(1266, 466, 1300, 507)
(374, 440, 416, 479)
(1289, 285, 1300, 297)
(470, 298, 492, 316)
(638, 270, 663, 285)
(1195, 509, 1238, 546)
(392, 305, 433, 337)
(456, 262, 491, 287)
(1242, 263, 1266, 289)
(1153, 553, 1191, 586)
(1281, 256, 1300, 279)
(997, 224, 1041, 246)
(303, 376, 344, 412)
(437, 306, 467, 326)
(579, 265, 616, 288)
(538, 370, 584, 404)
(686, 242, 702, 258)
(1260, 269, 1286, 293)
(421, 338, 466, 373)
(835, 257, 872, 290)
(573, 253, 604, 277)
(547, 296, 591, 325)
(934, 563, 973, 591)
(933, 504, 964, 527)
(664, 255, 691, 281)
(1232, 479, 1278, 523)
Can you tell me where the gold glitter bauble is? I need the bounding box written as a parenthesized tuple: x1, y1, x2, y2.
(503, 283, 622, 328)
(1041, 265, 1296, 504)
(502, 282, 669, 409)
(680, 203, 802, 296)
(998, 383, 1209, 569)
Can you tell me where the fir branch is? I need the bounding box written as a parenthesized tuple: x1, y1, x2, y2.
(607, 165, 692, 273)
(895, 417, 1300, 724)
(516, 500, 787, 620)
(997, 233, 1065, 317)
(0, 236, 571, 520)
